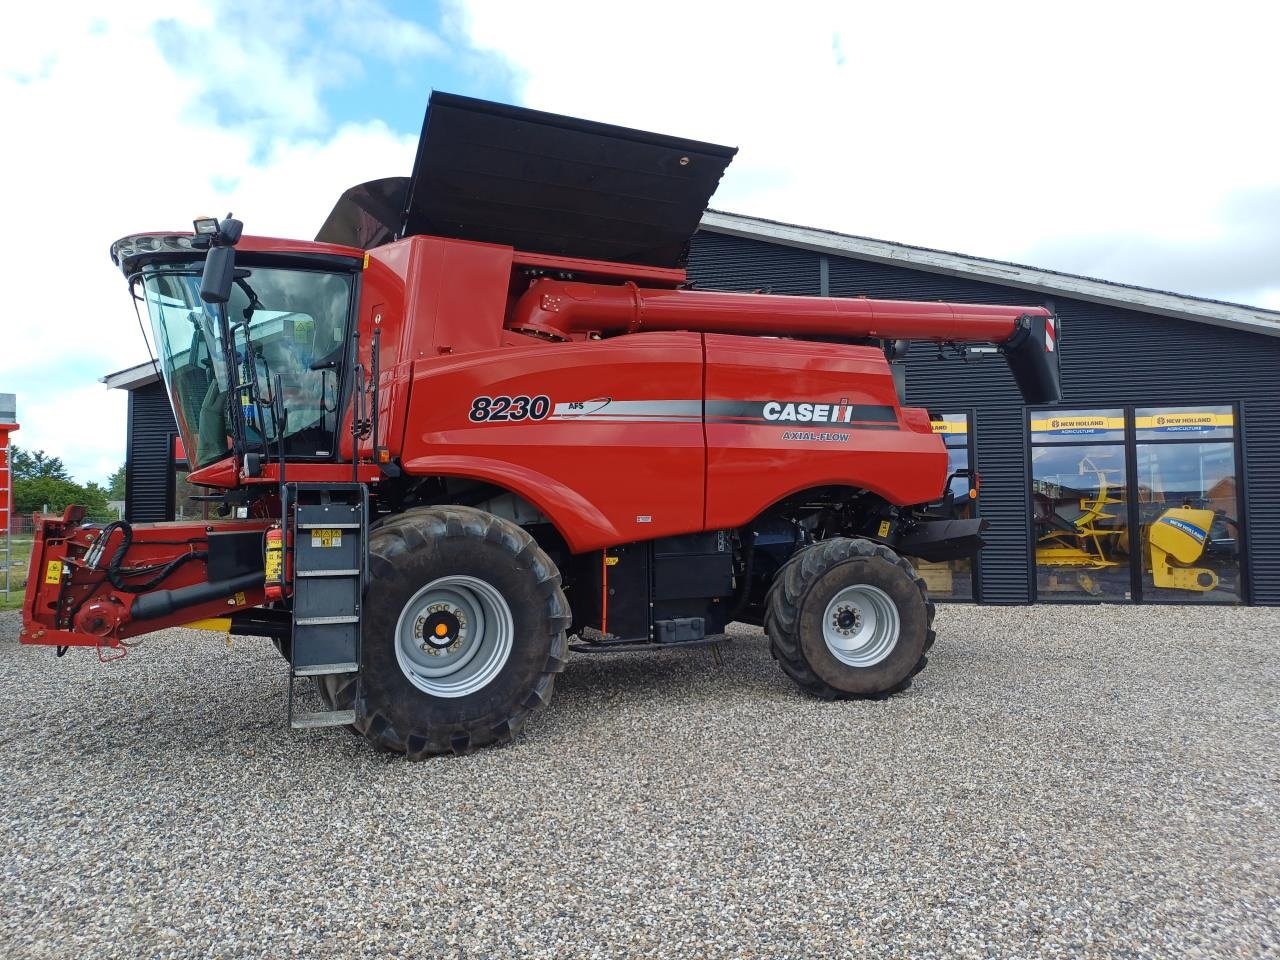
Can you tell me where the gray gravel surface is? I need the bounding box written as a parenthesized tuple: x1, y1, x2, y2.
(0, 604, 1277, 959)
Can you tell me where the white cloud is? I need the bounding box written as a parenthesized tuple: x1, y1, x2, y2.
(451, 0, 1280, 304)
(1, 5, 418, 484)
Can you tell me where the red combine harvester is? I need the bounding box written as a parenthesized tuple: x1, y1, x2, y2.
(22, 95, 1060, 756)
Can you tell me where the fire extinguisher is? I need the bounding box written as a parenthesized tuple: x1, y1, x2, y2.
(264, 525, 285, 601)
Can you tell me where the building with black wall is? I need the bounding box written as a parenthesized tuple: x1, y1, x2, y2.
(105, 211, 1280, 606)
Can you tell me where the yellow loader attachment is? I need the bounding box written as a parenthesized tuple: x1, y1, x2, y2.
(1149, 508, 1218, 591)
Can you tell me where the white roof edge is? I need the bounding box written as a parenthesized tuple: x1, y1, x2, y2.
(700, 210, 1280, 339)
(101, 360, 160, 391)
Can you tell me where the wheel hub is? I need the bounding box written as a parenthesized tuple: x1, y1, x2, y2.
(394, 576, 514, 698)
(832, 605, 862, 635)
(820, 584, 901, 668)
(416, 605, 465, 654)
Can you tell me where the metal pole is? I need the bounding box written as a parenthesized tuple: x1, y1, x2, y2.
(2, 439, 9, 600)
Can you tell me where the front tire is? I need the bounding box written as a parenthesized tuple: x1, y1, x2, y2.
(764, 538, 934, 699)
(322, 506, 570, 757)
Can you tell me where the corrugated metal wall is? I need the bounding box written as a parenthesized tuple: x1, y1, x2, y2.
(688, 230, 1280, 605)
(125, 381, 175, 524)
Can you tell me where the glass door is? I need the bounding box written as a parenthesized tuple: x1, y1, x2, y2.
(921, 412, 977, 601)
(1134, 406, 1241, 602)
(1030, 409, 1131, 600)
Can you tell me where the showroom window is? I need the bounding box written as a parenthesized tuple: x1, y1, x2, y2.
(919, 412, 977, 601)
(1030, 408, 1130, 600)
(1029, 405, 1243, 603)
(1134, 406, 1241, 602)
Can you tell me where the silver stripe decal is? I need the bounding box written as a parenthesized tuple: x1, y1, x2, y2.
(550, 399, 702, 420)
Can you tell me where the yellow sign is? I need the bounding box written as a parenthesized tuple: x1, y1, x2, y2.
(311, 529, 343, 548)
(1030, 410, 1233, 437)
(930, 421, 968, 435)
(604, 556, 620, 567)
(1030, 415, 1125, 434)
(44, 560, 63, 584)
(264, 546, 283, 582)
(1135, 412, 1233, 431)
(877, 520, 892, 538)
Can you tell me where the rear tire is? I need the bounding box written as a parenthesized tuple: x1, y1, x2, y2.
(321, 506, 570, 757)
(764, 538, 934, 699)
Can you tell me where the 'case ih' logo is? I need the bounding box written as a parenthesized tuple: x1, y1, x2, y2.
(763, 400, 888, 425)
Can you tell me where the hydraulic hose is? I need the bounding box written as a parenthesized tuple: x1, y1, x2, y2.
(99, 520, 209, 593)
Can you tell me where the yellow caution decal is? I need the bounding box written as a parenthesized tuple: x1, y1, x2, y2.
(311, 528, 343, 548)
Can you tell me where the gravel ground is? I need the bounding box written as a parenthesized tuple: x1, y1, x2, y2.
(0, 605, 1277, 960)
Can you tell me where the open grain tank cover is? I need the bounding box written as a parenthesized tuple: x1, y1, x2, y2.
(317, 92, 737, 267)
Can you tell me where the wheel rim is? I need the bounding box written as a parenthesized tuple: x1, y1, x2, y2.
(821, 584, 900, 667)
(394, 575, 514, 698)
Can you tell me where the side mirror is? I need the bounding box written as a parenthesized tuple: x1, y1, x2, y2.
(200, 246, 236, 305)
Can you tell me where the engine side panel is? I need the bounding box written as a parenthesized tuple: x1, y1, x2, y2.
(703, 334, 947, 528)
(398, 332, 706, 551)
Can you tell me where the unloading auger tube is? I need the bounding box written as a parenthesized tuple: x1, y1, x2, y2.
(511, 279, 1062, 404)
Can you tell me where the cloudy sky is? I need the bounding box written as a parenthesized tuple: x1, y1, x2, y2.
(4, 1, 1277, 484)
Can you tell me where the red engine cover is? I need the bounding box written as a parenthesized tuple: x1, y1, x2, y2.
(397, 331, 945, 553)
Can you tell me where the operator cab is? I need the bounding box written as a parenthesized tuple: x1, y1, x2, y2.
(111, 232, 362, 477)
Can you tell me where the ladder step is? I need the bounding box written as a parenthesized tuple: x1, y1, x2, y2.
(295, 569, 361, 577)
(294, 615, 360, 626)
(297, 522, 361, 530)
(291, 710, 356, 729)
(293, 661, 359, 677)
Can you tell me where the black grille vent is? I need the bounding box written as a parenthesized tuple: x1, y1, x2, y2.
(126, 381, 177, 523)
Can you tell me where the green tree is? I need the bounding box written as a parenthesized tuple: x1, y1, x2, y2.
(81, 481, 112, 517)
(107, 463, 127, 500)
(10, 446, 70, 482)
(10, 448, 117, 519)
(13, 476, 85, 515)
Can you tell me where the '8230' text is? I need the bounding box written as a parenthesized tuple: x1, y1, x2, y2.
(468, 395, 552, 422)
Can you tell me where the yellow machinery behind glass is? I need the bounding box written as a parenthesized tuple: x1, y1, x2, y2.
(1147, 508, 1218, 591)
(1034, 456, 1126, 593)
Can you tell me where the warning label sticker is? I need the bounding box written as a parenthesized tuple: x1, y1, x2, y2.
(311, 529, 343, 548)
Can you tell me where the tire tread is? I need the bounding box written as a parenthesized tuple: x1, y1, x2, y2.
(322, 505, 569, 758)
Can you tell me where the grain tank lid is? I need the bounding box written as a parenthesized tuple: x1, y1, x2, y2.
(398, 92, 737, 267)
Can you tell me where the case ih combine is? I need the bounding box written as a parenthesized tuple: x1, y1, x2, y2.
(21, 94, 1061, 757)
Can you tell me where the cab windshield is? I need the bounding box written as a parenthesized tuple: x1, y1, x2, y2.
(141, 264, 353, 468)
